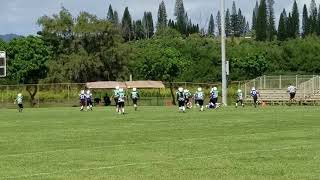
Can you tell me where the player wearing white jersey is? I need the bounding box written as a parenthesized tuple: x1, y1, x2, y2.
(113, 86, 120, 112)
(86, 90, 93, 111)
(117, 88, 126, 115)
(15, 93, 24, 112)
(287, 85, 297, 102)
(236, 89, 244, 108)
(194, 87, 205, 111)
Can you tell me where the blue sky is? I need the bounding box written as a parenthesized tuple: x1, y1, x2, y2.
(0, 0, 317, 35)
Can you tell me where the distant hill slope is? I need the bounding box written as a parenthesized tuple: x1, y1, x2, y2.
(0, 34, 22, 42)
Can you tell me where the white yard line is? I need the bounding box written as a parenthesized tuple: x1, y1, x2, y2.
(2, 145, 312, 179)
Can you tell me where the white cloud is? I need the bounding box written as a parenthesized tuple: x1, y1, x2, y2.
(0, 0, 319, 35)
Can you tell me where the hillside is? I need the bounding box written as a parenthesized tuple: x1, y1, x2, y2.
(0, 34, 21, 42)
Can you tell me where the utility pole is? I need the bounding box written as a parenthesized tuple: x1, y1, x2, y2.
(220, 0, 227, 106)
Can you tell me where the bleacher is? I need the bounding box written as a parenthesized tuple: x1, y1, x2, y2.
(243, 75, 320, 105)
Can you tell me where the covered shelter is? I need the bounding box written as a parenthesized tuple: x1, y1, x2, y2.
(125, 81, 165, 89)
(85, 81, 126, 106)
(86, 81, 165, 106)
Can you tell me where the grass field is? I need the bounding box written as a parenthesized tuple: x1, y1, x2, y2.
(0, 106, 320, 180)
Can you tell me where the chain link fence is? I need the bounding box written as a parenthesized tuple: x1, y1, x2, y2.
(242, 75, 320, 101)
(0, 82, 242, 108)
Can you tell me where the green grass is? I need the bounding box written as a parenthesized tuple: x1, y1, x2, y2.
(0, 106, 319, 180)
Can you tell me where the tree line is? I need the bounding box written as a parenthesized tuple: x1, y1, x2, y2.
(103, 0, 320, 41)
(1, 0, 320, 104)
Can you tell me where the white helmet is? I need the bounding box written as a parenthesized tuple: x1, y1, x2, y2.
(178, 87, 183, 92)
(133, 88, 137, 91)
(213, 87, 218, 91)
(18, 93, 22, 97)
(119, 88, 124, 92)
(86, 90, 91, 94)
(252, 87, 256, 91)
(115, 86, 120, 90)
(198, 87, 202, 92)
(81, 90, 85, 94)
(238, 89, 242, 93)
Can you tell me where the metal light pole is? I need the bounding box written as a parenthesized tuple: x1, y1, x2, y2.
(220, 0, 227, 106)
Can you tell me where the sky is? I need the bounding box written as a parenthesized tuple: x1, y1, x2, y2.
(0, 0, 319, 35)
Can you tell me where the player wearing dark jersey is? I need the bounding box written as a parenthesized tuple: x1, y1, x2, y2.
(250, 87, 260, 108)
(131, 88, 140, 111)
(79, 90, 86, 111)
(86, 90, 93, 111)
(176, 87, 186, 113)
(184, 89, 192, 109)
(210, 87, 219, 109)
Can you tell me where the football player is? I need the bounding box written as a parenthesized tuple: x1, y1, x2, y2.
(194, 87, 205, 111)
(15, 93, 24, 112)
(236, 89, 244, 108)
(113, 86, 120, 112)
(79, 90, 86, 111)
(117, 88, 126, 115)
(86, 90, 93, 111)
(209, 87, 219, 109)
(131, 88, 140, 111)
(184, 89, 192, 109)
(177, 87, 186, 113)
(287, 85, 297, 103)
(250, 87, 260, 108)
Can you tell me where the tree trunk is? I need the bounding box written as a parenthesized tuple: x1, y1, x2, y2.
(169, 82, 176, 105)
(26, 85, 38, 107)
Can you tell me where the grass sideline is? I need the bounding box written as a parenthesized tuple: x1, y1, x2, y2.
(0, 106, 319, 179)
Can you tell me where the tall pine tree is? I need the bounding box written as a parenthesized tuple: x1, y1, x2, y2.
(143, 12, 154, 39)
(225, 9, 231, 37)
(238, 8, 245, 36)
(175, 0, 187, 35)
(168, 19, 175, 29)
(245, 21, 250, 35)
(208, 14, 215, 36)
(310, 0, 317, 34)
(277, 9, 287, 41)
(287, 13, 294, 38)
(121, 7, 133, 41)
(252, 1, 259, 31)
(135, 20, 145, 39)
(113, 11, 119, 25)
(256, 0, 267, 41)
(302, 4, 309, 37)
(216, 11, 221, 36)
(230, 1, 238, 37)
(291, 0, 299, 38)
(132, 20, 137, 39)
(157, 1, 167, 30)
(267, 0, 276, 41)
(107, 4, 114, 22)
